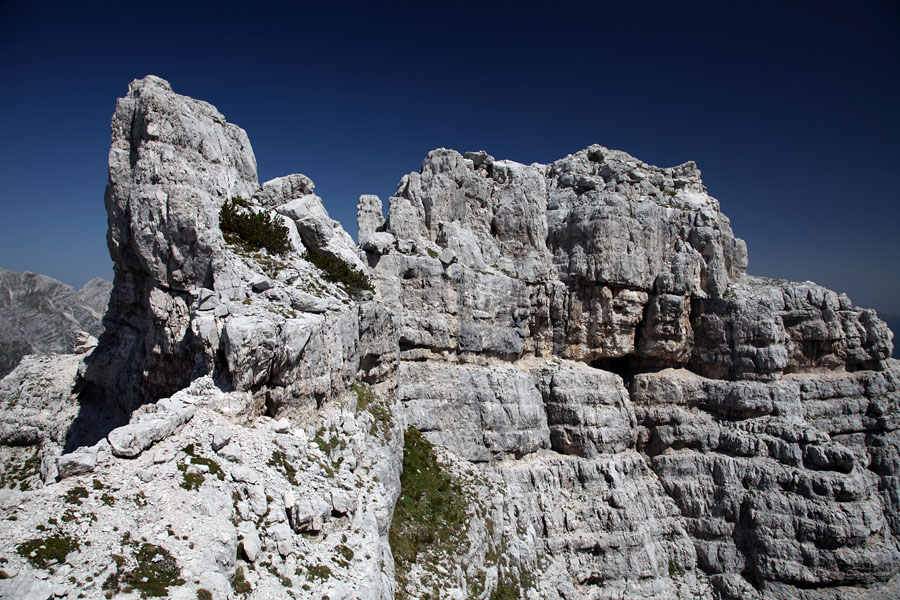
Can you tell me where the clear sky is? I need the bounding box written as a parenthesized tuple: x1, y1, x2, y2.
(1, 1, 898, 313)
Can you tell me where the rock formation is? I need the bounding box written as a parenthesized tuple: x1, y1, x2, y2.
(0, 76, 897, 600)
(0, 268, 110, 377)
(878, 313, 900, 358)
(360, 146, 898, 599)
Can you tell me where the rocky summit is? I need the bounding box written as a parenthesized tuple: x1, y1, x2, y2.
(0, 75, 897, 600)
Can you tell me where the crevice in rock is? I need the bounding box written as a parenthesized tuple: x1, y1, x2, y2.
(588, 353, 679, 388)
(590, 354, 640, 386)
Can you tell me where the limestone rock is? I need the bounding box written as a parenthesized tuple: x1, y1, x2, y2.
(107, 400, 195, 458)
(364, 145, 892, 378)
(0, 77, 404, 600)
(3, 76, 898, 600)
(56, 445, 98, 479)
(0, 353, 82, 474)
(364, 143, 898, 599)
(80, 74, 259, 410)
(72, 332, 99, 355)
(276, 194, 367, 272)
(211, 426, 231, 451)
(252, 173, 315, 208)
(0, 268, 110, 377)
(357, 193, 385, 245)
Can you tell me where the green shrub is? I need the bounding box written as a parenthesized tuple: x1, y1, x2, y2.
(303, 249, 374, 297)
(220, 197, 291, 255)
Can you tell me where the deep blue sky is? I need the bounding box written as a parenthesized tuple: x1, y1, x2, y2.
(1, 1, 898, 314)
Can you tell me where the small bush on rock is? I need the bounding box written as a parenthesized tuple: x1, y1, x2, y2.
(220, 197, 291, 255)
(303, 249, 373, 297)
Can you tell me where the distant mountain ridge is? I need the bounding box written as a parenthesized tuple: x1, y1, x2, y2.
(0, 268, 111, 376)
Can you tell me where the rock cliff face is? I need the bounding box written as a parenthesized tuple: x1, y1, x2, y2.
(0, 77, 897, 600)
(362, 147, 898, 599)
(0, 268, 110, 377)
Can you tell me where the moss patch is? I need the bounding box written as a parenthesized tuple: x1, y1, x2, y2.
(16, 534, 80, 569)
(312, 428, 342, 455)
(335, 544, 354, 562)
(302, 563, 332, 582)
(189, 455, 224, 480)
(268, 449, 298, 486)
(490, 564, 530, 600)
(233, 565, 251, 595)
(65, 485, 90, 506)
(354, 382, 393, 440)
(104, 543, 185, 598)
(177, 445, 224, 490)
(177, 463, 204, 491)
(0, 447, 40, 490)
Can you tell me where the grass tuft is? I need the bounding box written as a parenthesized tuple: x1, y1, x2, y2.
(389, 427, 469, 597)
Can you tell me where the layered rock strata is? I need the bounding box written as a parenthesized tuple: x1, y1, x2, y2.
(0, 76, 897, 600)
(361, 147, 899, 599)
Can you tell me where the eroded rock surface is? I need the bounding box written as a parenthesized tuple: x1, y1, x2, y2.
(0, 268, 110, 377)
(363, 147, 899, 599)
(1, 76, 898, 600)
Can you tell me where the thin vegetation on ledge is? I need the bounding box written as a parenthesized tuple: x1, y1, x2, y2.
(303, 248, 374, 297)
(220, 197, 291, 255)
(390, 426, 470, 598)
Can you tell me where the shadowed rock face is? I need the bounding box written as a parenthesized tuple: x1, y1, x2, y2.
(0, 268, 110, 377)
(0, 77, 898, 600)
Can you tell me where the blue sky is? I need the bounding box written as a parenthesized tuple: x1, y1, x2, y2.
(1, 1, 898, 313)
